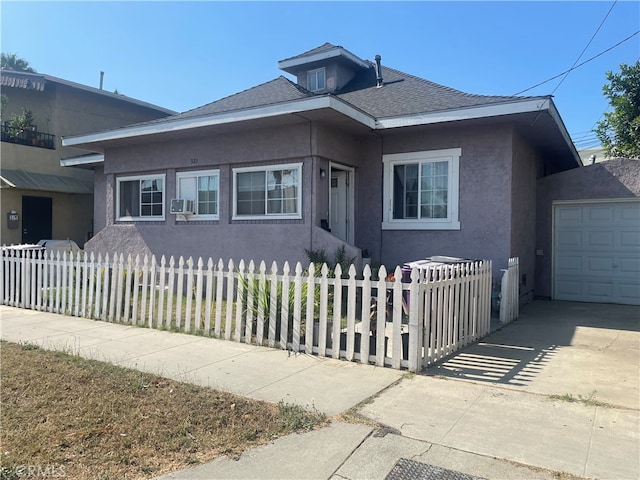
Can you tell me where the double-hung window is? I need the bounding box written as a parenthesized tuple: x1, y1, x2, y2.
(233, 163, 302, 220)
(382, 148, 461, 230)
(117, 174, 165, 221)
(176, 169, 220, 219)
(307, 68, 326, 92)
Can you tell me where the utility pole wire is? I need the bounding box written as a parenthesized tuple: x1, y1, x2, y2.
(550, 0, 618, 96)
(513, 30, 639, 96)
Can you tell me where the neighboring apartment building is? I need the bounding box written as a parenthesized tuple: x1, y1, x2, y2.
(0, 70, 173, 247)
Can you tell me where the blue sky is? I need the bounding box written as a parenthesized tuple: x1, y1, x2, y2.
(2, 1, 639, 150)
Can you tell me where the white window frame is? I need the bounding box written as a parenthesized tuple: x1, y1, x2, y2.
(307, 68, 326, 92)
(382, 148, 461, 230)
(116, 173, 165, 221)
(232, 163, 303, 220)
(176, 169, 220, 220)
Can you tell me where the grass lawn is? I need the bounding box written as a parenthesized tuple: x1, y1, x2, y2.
(0, 341, 326, 480)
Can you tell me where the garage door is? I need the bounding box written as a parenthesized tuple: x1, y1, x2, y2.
(554, 200, 640, 305)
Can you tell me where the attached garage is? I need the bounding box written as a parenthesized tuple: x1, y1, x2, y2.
(553, 200, 640, 305)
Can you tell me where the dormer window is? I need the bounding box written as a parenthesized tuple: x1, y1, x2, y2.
(307, 68, 326, 92)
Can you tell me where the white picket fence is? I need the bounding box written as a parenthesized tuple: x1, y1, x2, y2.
(0, 248, 495, 371)
(499, 257, 520, 324)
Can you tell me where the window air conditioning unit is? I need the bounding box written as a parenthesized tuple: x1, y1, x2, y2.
(170, 199, 194, 214)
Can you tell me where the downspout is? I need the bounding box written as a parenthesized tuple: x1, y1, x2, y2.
(292, 113, 315, 256)
(370, 128, 384, 263)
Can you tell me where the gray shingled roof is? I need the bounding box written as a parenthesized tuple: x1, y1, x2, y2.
(142, 60, 530, 126)
(70, 53, 536, 136)
(164, 76, 312, 122)
(336, 63, 528, 118)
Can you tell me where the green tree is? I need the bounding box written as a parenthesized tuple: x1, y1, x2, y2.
(1, 53, 36, 72)
(595, 61, 640, 159)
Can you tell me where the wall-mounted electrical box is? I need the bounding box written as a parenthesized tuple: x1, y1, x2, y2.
(7, 210, 19, 229)
(170, 199, 194, 215)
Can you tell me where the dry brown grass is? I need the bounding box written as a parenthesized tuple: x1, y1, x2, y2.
(0, 341, 326, 480)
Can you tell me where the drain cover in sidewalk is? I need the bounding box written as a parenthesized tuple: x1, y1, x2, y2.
(385, 458, 486, 480)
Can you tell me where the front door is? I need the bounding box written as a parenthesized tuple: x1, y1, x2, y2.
(329, 166, 353, 244)
(22, 196, 52, 244)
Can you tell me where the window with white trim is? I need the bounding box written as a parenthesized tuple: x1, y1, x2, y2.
(176, 170, 219, 219)
(307, 68, 326, 92)
(116, 174, 165, 221)
(382, 148, 461, 230)
(233, 163, 302, 220)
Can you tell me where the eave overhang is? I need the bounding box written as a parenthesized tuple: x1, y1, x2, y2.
(376, 97, 581, 168)
(61, 94, 581, 168)
(278, 47, 370, 74)
(60, 153, 105, 167)
(62, 96, 377, 149)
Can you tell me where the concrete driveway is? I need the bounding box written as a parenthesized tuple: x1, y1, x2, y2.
(359, 301, 640, 479)
(428, 300, 640, 409)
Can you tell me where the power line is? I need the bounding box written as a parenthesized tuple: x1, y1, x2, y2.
(569, 54, 640, 146)
(571, 111, 608, 143)
(513, 30, 639, 95)
(550, 0, 618, 96)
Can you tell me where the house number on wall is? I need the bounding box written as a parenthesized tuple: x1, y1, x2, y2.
(190, 158, 198, 165)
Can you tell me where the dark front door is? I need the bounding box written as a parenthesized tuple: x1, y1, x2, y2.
(22, 196, 52, 244)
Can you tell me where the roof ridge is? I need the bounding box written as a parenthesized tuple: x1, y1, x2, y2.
(279, 42, 339, 63)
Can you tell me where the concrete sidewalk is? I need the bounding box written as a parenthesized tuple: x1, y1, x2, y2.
(0, 306, 401, 416)
(2, 304, 639, 480)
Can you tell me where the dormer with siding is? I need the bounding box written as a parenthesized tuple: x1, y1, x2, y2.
(278, 43, 371, 93)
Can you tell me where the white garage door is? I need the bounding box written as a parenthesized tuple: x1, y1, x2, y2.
(554, 200, 640, 305)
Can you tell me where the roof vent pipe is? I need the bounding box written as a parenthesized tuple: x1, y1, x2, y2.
(99, 71, 104, 90)
(375, 55, 383, 87)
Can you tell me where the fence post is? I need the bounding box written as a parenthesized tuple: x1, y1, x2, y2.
(235, 259, 245, 342)
(245, 260, 256, 344)
(317, 264, 329, 357)
(331, 263, 342, 359)
(391, 265, 403, 369)
(266, 261, 278, 346)
(204, 258, 214, 335)
(304, 262, 315, 355)
(185, 257, 194, 333)
(194, 257, 204, 332)
(359, 265, 372, 365)
(407, 268, 421, 372)
(375, 265, 387, 367)
(499, 257, 519, 325)
(165, 256, 175, 329)
(214, 258, 224, 337)
(292, 262, 303, 352)
(345, 264, 357, 362)
(499, 268, 509, 324)
(100, 253, 109, 321)
(256, 260, 267, 346)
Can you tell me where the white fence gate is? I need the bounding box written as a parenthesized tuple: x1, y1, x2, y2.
(1, 248, 495, 372)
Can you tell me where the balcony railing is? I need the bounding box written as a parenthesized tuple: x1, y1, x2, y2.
(1, 124, 55, 150)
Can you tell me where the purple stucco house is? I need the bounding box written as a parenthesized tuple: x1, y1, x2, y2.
(62, 43, 640, 305)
